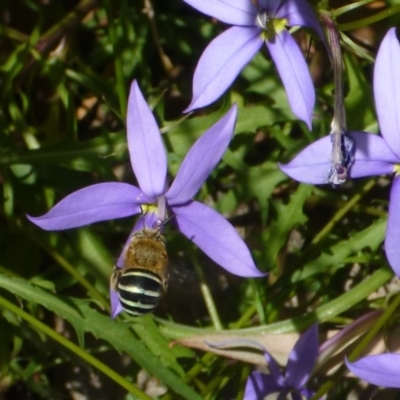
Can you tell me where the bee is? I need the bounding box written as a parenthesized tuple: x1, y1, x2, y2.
(110, 227, 169, 317)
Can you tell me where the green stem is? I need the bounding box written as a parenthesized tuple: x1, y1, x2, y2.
(158, 268, 393, 338)
(0, 295, 152, 400)
(333, 0, 376, 17)
(237, 268, 392, 334)
(340, 31, 374, 63)
(306, 178, 376, 255)
(184, 353, 215, 383)
(0, 135, 125, 167)
(337, 4, 400, 31)
(193, 258, 223, 331)
(229, 304, 256, 329)
(23, 226, 109, 311)
(306, 195, 386, 217)
(0, 25, 29, 42)
(349, 292, 400, 361)
(251, 279, 266, 325)
(103, 0, 127, 117)
(159, 269, 390, 388)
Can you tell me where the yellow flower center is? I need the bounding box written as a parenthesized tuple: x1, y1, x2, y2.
(140, 203, 158, 215)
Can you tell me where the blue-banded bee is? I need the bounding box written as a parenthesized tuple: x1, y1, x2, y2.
(110, 228, 169, 317)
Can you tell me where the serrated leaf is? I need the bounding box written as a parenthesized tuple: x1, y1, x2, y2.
(132, 316, 188, 377)
(292, 217, 386, 282)
(263, 185, 312, 268)
(0, 275, 202, 400)
(70, 301, 202, 400)
(241, 162, 287, 209)
(236, 105, 286, 132)
(0, 275, 86, 346)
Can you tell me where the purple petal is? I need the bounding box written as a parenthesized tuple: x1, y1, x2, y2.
(266, 30, 314, 129)
(374, 28, 400, 159)
(385, 176, 400, 276)
(244, 372, 283, 400)
(350, 132, 398, 177)
(172, 201, 265, 277)
(183, 0, 256, 25)
(127, 80, 167, 199)
(258, 0, 280, 16)
(263, 350, 285, 386)
(279, 136, 332, 184)
(166, 105, 237, 205)
(299, 388, 315, 400)
(185, 26, 263, 112)
(346, 354, 400, 388)
(276, 0, 325, 42)
(27, 183, 143, 230)
(286, 324, 318, 390)
(110, 288, 123, 318)
(279, 132, 397, 184)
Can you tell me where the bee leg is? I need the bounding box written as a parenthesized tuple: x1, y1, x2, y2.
(110, 266, 122, 292)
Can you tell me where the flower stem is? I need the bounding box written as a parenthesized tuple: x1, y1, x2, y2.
(324, 15, 346, 134)
(184, 353, 215, 383)
(337, 4, 400, 31)
(251, 279, 266, 324)
(305, 178, 377, 257)
(193, 256, 223, 331)
(229, 304, 257, 329)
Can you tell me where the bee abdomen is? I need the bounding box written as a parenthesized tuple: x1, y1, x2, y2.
(117, 268, 164, 317)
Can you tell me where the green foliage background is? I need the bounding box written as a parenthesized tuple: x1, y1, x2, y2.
(1, 0, 400, 399)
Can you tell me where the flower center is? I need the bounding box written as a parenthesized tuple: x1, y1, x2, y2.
(140, 197, 169, 228)
(255, 11, 287, 40)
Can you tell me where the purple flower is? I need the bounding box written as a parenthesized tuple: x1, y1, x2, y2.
(183, 0, 325, 129)
(280, 27, 400, 275)
(244, 324, 319, 400)
(27, 80, 264, 317)
(346, 354, 400, 388)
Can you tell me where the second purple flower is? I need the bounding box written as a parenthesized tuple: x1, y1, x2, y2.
(184, 0, 325, 129)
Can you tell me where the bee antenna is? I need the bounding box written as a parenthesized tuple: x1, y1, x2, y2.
(163, 213, 175, 226)
(154, 213, 175, 233)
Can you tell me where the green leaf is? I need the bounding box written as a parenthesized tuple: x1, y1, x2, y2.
(292, 217, 386, 282)
(236, 105, 286, 132)
(344, 53, 375, 131)
(0, 274, 86, 346)
(166, 110, 226, 158)
(0, 275, 202, 400)
(132, 315, 189, 377)
(262, 184, 312, 268)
